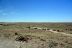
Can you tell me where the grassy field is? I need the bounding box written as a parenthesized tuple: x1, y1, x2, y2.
(0, 22, 72, 48)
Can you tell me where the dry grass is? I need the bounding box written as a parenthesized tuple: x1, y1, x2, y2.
(0, 23, 72, 48)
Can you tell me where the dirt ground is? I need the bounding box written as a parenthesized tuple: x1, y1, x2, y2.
(0, 23, 72, 48)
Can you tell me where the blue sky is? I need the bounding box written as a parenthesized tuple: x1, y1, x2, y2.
(0, 0, 72, 22)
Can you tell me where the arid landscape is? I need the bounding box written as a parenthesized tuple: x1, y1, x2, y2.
(0, 22, 72, 48)
(0, 0, 72, 48)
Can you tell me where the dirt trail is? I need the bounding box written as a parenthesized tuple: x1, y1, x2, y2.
(48, 29, 72, 37)
(32, 27, 72, 37)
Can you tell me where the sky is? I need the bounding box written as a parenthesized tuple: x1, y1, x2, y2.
(0, 0, 72, 22)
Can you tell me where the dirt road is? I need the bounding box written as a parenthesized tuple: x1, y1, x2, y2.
(48, 29, 72, 37)
(32, 27, 72, 37)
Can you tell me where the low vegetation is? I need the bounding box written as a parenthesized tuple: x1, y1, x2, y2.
(0, 23, 72, 48)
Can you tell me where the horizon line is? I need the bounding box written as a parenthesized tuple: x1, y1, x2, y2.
(0, 22, 72, 23)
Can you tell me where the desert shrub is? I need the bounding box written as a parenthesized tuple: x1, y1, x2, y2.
(15, 35, 32, 42)
(2, 24, 9, 26)
(48, 40, 58, 48)
(34, 28, 38, 29)
(60, 43, 64, 47)
(40, 38, 46, 41)
(53, 29, 56, 31)
(0, 24, 3, 25)
(24, 35, 32, 40)
(42, 28, 46, 30)
(15, 35, 28, 42)
(57, 30, 60, 32)
(47, 29, 50, 30)
(70, 32, 72, 34)
(15, 32, 18, 35)
(70, 29, 72, 31)
(65, 29, 68, 30)
(65, 29, 72, 31)
(26, 26, 31, 29)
